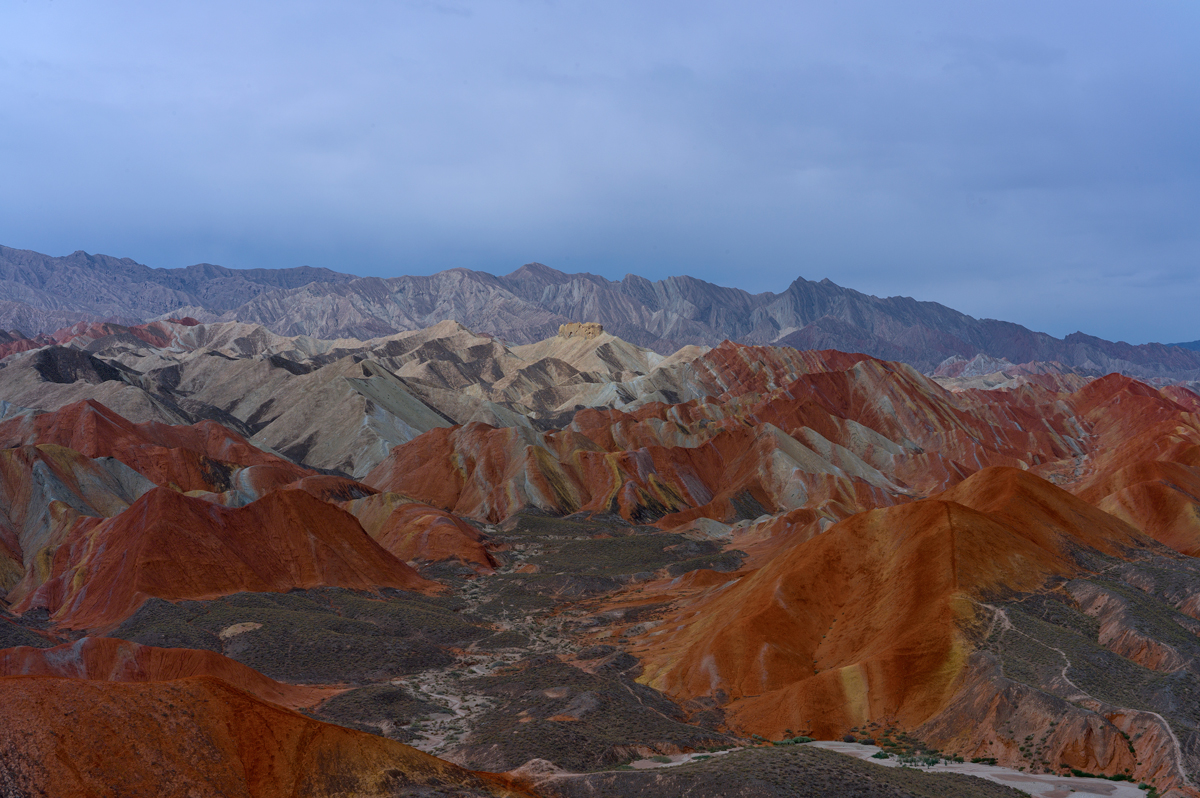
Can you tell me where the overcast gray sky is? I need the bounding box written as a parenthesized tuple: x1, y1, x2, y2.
(2, 1, 1198, 343)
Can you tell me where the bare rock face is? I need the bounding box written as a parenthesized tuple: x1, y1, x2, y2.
(558, 322, 604, 340)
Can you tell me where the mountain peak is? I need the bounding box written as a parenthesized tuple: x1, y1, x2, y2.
(507, 262, 567, 280)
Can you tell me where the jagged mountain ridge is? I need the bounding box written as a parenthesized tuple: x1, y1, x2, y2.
(196, 261, 1200, 379)
(0, 245, 355, 332)
(3, 245, 1199, 380)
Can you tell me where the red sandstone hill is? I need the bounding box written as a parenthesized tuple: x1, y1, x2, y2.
(1087, 460, 1200, 556)
(363, 352, 1089, 527)
(43, 317, 200, 349)
(342, 492, 498, 573)
(0, 399, 310, 492)
(0, 328, 49, 359)
(362, 346, 1200, 574)
(1062, 374, 1200, 556)
(630, 468, 1155, 776)
(12, 487, 435, 629)
(0, 675, 531, 798)
(0, 443, 153, 601)
(0, 636, 332, 709)
(680, 344, 876, 400)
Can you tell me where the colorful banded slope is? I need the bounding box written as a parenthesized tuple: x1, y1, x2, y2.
(3, 319, 1200, 795)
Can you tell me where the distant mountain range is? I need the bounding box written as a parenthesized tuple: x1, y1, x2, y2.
(3, 244, 1199, 380)
(0, 245, 354, 329)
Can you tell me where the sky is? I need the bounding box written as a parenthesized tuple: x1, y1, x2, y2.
(2, 1, 1198, 344)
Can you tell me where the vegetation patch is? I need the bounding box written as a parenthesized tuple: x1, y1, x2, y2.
(110, 587, 489, 683)
(474, 630, 531, 650)
(0, 613, 54, 649)
(532, 534, 715, 577)
(313, 684, 443, 742)
(451, 654, 733, 772)
(993, 594, 1200, 732)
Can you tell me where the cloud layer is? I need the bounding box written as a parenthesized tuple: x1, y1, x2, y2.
(2, 1, 1198, 343)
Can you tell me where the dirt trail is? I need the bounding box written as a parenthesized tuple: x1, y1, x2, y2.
(980, 601, 1191, 789)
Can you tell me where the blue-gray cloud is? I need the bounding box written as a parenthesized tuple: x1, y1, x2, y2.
(2, 0, 1198, 343)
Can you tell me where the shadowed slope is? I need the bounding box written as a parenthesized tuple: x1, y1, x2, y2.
(937, 464, 1145, 559)
(1091, 460, 1200, 556)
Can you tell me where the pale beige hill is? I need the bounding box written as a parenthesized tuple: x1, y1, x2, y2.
(0, 318, 732, 476)
(0, 347, 190, 425)
(510, 325, 664, 377)
(932, 354, 1096, 393)
(934, 370, 1093, 393)
(0, 322, 506, 476)
(248, 356, 453, 477)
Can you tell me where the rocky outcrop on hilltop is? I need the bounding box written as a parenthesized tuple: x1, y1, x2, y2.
(557, 321, 604, 339)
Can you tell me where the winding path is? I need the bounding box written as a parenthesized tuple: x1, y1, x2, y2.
(979, 601, 1192, 789)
